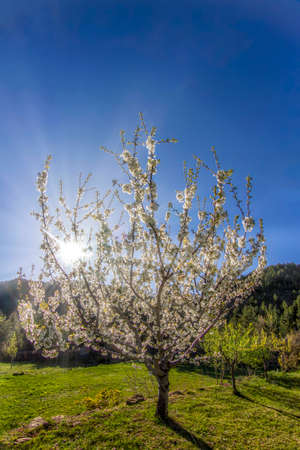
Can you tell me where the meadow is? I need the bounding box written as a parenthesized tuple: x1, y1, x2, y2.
(0, 362, 299, 449)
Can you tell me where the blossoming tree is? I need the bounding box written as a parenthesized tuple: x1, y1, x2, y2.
(18, 119, 266, 420)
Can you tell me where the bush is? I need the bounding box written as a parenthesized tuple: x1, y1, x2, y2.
(82, 388, 121, 410)
(278, 331, 300, 372)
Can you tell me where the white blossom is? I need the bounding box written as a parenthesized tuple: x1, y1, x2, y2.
(122, 183, 132, 194)
(237, 236, 246, 248)
(176, 191, 184, 202)
(121, 150, 131, 161)
(242, 216, 255, 232)
(145, 135, 156, 154)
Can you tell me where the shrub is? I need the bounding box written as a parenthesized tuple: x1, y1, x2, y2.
(278, 331, 300, 372)
(82, 388, 121, 410)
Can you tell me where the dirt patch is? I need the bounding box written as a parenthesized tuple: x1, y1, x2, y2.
(27, 416, 49, 432)
(170, 390, 184, 396)
(126, 394, 145, 405)
(15, 437, 32, 444)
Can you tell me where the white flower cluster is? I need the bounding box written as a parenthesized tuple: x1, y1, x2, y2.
(242, 216, 255, 232)
(176, 191, 184, 202)
(145, 135, 156, 154)
(122, 183, 132, 194)
(183, 185, 197, 210)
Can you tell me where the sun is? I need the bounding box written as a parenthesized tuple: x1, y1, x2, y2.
(58, 240, 87, 265)
(41, 228, 91, 266)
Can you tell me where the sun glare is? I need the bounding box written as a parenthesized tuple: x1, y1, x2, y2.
(58, 240, 87, 265)
(41, 228, 91, 266)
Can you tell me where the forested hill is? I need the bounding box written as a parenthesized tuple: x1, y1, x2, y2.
(0, 279, 21, 316)
(0, 278, 33, 316)
(254, 263, 300, 307)
(0, 278, 55, 316)
(231, 263, 300, 335)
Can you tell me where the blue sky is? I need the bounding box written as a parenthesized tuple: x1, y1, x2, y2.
(0, 0, 299, 280)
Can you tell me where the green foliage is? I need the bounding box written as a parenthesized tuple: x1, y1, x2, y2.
(3, 331, 18, 368)
(204, 322, 255, 393)
(243, 328, 280, 379)
(5, 332, 18, 359)
(204, 322, 253, 366)
(277, 331, 300, 372)
(204, 322, 284, 384)
(279, 301, 291, 337)
(259, 302, 279, 334)
(82, 388, 121, 410)
(0, 312, 26, 362)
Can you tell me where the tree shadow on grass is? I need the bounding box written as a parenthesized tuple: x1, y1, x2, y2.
(176, 364, 205, 374)
(242, 380, 300, 411)
(176, 363, 246, 380)
(160, 416, 212, 449)
(235, 391, 300, 421)
(268, 373, 300, 389)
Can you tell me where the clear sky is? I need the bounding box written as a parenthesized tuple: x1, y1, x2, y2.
(0, 0, 299, 281)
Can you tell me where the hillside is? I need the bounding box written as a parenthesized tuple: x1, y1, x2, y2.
(232, 263, 300, 335)
(252, 263, 300, 307)
(0, 279, 20, 316)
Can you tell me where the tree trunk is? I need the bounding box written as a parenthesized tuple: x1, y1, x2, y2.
(263, 359, 268, 381)
(220, 359, 225, 385)
(231, 362, 238, 395)
(214, 361, 219, 384)
(155, 367, 170, 421)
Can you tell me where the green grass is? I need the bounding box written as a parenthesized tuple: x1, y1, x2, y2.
(0, 362, 299, 449)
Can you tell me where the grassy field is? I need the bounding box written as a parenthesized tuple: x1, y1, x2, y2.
(0, 362, 299, 449)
